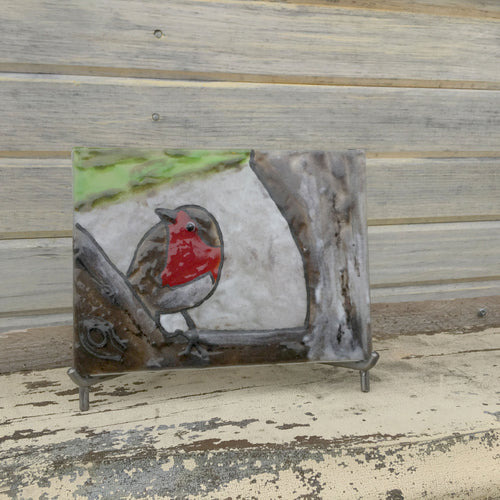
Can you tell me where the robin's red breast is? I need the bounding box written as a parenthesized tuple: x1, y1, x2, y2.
(127, 205, 223, 316)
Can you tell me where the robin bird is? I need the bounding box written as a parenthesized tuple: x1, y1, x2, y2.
(127, 205, 224, 330)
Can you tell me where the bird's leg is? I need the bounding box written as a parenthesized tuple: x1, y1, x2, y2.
(177, 311, 210, 361)
(181, 310, 196, 329)
(154, 311, 209, 360)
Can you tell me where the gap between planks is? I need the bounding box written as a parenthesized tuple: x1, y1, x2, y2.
(1, 64, 500, 91)
(0, 307, 73, 320)
(0, 231, 73, 240)
(257, 0, 500, 20)
(370, 275, 500, 290)
(1, 151, 500, 160)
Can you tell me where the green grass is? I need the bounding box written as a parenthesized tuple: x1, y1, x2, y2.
(73, 148, 250, 210)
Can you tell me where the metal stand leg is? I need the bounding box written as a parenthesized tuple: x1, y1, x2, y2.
(322, 351, 379, 392)
(360, 370, 370, 392)
(79, 386, 90, 412)
(68, 368, 120, 411)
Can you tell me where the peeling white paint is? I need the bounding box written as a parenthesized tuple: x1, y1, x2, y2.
(1, 330, 499, 499)
(183, 458, 197, 471)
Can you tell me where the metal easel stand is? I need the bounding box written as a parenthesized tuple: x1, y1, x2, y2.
(68, 352, 379, 411)
(322, 351, 380, 392)
(67, 368, 121, 412)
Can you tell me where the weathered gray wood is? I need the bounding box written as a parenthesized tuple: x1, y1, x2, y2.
(0, 238, 71, 314)
(3, 221, 500, 316)
(0, 159, 71, 236)
(1, 329, 499, 498)
(2, 157, 500, 237)
(1, 74, 499, 152)
(369, 221, 500, 286)
(367, 157, 500, 224)
(2, 1, 500, 84)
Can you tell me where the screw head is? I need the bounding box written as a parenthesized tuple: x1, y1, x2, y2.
(152, 113, 160, 121)
(478, 307, 487, 317)
(154, 29, 163, 39)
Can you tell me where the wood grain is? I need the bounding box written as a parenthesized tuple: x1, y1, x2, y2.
(3, 221, 500, 316)
(2, 157, 500, 237)
(1, 74, 499, 153)
(0, 159, 71, 235)
(367, 157, 500, 224)
(2, 1, 499, 84)
(0, 238, 71, 315)
(369, 221, 500, 286)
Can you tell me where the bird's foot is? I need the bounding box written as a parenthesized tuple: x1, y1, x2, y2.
(157, 328, 187, 346)
(178, 330, 209, 361)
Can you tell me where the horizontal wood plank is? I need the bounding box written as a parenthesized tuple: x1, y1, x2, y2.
(2, 221, 500, 315)
(0, 159, 71, 235)
(2, 157, 500, 236)
(0, 238, 72, 315)
(1, 329, 499, 498)
(369, 221, 500, 286)
(1, 74, 499, 152)
(367, 157, 500, 224)
(2, 1, 500, 84)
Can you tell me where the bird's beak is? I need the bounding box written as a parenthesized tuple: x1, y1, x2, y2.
(155, 208, 177, 223)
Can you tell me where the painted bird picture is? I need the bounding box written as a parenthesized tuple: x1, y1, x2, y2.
(72, 148, 371, 386)
(127, 205, 224, 338)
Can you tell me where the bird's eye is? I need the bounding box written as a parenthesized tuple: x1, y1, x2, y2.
(186, 222, 196, 232)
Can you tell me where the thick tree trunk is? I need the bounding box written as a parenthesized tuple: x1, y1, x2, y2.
(250, 151, 371, 361)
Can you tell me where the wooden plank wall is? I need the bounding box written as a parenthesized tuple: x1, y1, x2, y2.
(1, 0, 499, 371)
